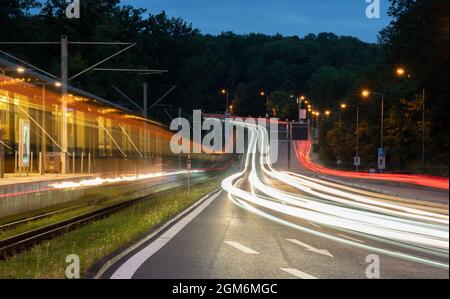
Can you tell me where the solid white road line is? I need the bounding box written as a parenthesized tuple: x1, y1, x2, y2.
(280, 268, 317, 279)
(224, 241, 259, 254)
(286, 239, 333, 257)
(338, 234, 364, 243)
(110, 190, 222, 279)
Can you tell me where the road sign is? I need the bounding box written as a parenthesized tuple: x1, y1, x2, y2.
(378, 157, 386, 170)
(377, 148, 386, 170)
(299, 109, 307, 120)
(354, 156, 361, 166)
(291, 123, 308, 141)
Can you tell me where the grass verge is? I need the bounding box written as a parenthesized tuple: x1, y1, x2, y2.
(0, 177, 222, 279)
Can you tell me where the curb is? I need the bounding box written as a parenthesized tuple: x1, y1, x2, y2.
(316, 175, 448, 201)
(88, 187, 223, 279)
(317, 175, 402, 197)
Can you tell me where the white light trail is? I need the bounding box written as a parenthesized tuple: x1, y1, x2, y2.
(221, 120, 449, 269)
(50, 170, 203, 189)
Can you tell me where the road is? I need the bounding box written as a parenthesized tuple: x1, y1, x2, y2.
(102, 122, 449, 279)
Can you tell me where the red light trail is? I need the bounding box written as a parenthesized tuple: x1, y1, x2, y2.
(293, 141, 449, 191)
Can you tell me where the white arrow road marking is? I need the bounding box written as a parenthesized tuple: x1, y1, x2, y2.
(338, 234, 364, 243)
(224, 241, 259, 254)
(286, 239, 333, 257)
(280, 268, 317, 279)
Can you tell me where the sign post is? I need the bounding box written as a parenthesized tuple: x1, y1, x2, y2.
(354, 156, 361, 172)
(187, 154, 192, 193)
(377, 147, 386, 173)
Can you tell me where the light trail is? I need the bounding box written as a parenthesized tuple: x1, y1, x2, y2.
(50, 170, 203, 189)
(294, 140, 449, 190)
(221, 121, 449, 269)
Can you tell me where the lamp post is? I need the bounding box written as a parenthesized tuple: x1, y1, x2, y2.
(362, 89, 385, 149)
(341, 103, 360, 171)
(260, 91, 269, 118)
(323, 109, 342, 126)
(396, 67, 426, 168)
(313, 111, 321, 129)
(298, 95, 307, 122)
(221, 89, 230, 115)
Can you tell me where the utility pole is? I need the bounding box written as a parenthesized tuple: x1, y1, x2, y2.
(143, 82, 148, 159)
(60, 35, 68, 175)
(41, 85, 46, 175)
(143, 82, 148, 118)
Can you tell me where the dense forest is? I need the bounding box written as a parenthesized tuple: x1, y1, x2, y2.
(0, 0, 448, 175)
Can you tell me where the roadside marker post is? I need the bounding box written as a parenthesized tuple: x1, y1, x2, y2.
(187, 154, 192, 193)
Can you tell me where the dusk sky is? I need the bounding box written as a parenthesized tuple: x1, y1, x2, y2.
(122, 0, 391, 43)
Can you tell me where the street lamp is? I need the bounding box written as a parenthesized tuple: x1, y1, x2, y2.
(361, 89, 370, 98)
(362, 88, 385, 152)
(396, 67, 406, 77)
(341, 103, 360, 171)
(296, 95, 308, 122)
(220, 89, 230, 114)
(260, 91, 269, 118)
(313, 111, 321, 128)
(300, 95, 308, 105)
(324, 109, 343, 125)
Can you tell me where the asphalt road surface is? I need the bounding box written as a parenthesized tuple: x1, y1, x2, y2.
(103, 123, 448, 279)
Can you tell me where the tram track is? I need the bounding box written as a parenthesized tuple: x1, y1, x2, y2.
(0, 176, 217, 259)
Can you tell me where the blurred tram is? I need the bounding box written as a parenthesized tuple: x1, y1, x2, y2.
(0, 57, 219, 177)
